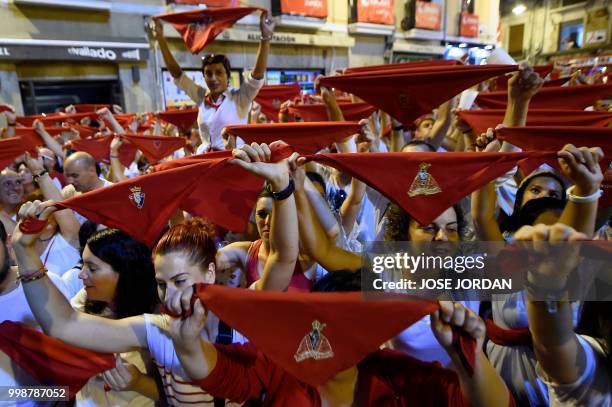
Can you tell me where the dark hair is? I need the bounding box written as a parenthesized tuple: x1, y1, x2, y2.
(306, 171, 326, 193)
(257, 186, 273, 201)
(85, 229, 158, 319)
(401, 139, 436, 152)
(311, 270, 361, 292)
(515, 197, 566, 229)
(79, 221, 100, 253)
(384, 203, 465, 242)
(503, 171, 566, 233)
(153, 218, 218, 272)
(201, 54, 231, 78)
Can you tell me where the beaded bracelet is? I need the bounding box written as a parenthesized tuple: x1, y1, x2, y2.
(18, 266, 48, 283)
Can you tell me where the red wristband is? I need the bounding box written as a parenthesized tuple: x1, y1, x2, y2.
(19, 218, 48, 234)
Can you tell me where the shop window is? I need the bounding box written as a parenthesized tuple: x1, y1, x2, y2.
(266, 69, 323, 94)
(559, 19, 584, 50)
(402, 0, 443, 31)
(508, 24, 525, 57)
(19, 80, 123, 115)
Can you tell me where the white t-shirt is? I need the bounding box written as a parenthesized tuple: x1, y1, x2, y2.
(61, 264, 84, 300)
(538, 335, 610, 406)
(175, 71, 264, 151)
(40, 233, 80, 277)
(143, 313, 245, 406)
(0, 273, 69, 407)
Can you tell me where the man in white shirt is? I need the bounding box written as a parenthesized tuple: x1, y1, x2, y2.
(63, 152, 112, 193)
(153, 11, 275, 152)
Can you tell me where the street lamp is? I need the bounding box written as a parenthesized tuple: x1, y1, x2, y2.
(512, 4, 526, 15)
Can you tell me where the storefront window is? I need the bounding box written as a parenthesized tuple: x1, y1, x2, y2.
(559, 19, 584, 51)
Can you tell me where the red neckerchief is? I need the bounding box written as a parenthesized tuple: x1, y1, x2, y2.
(205, 93, 225, 110)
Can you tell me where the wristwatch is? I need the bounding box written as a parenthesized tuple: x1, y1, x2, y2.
(266, 179, 295, 201)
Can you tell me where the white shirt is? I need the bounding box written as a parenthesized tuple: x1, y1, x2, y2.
(143, 314, 245, 407)
(175, 71, 264, 151)
(0, 273, 69, 407)
(40, 233, 80, 277)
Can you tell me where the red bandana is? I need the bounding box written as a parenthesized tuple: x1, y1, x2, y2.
(307, 151, 557, 226)
(319, 64, 517, 126)
(66, 136, 137, 167)
(153, 7, 264, 54)
(0, 104, 12, 113)
(14, 127, 66, 147)
(56, 145, 293, 245)
(255, 83, 301, 121)
(175, 0, 239, 6)
(0, 321, 115, 398)
(204, 94, 225, 110)
(0, 137, 38, 169)
(457, 109, 612, 136)
(158, 108, 199, 133)
(174, 284, 477, 387)
(224, 122, 362, 155)
(288, 102, 376, 122)
(70, 124, 100, 139)
(121, 134, 186, 163)
(344, 59, 461, 74)
(476, 83, 612, 110)
(496, 126, 612, 158)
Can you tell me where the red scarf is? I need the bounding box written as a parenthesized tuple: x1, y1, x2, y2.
(225, 122, 361, 154)
(70, 124, 100, 139)
(121, 134, 186, 163)
(319, 64, 517, 126)
(255, 83, 301, 121)
(344, 59, 461, 74)
(158, 108, 199, 133)
(307, 151, 557, 226)
(72, 104, 111, 113)
(457, 109, 612, 136)
(0, 321, 115, 398)
(0, 137, 38, 169)
(14, 127, 66, 146)
(170, 284, 478, 387)
(66, 136, 137, 167)
(289, 102, 376, 122)
(493, 64, 553, 90)
(476, 83, 612, 109)
(153, 7, 264, 54)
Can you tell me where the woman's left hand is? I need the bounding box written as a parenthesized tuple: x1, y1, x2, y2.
(102, 355, 142, 391)
(260, 11, 275, 38)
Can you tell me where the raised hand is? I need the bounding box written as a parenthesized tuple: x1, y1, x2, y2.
(13, 200, 56, 248)
(558, 144, 604, 196)
(508, 64, 543, 102)
(260, 11, 275, 38)
(229, 142, 290, 191)
(102, 355, 142, 391)
(431, 301, 485, 353)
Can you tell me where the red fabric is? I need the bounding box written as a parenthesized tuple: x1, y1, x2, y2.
(476, 83, 612, 110)
(307, 151, 557, 226)
(66, 136, 137, 167)
(158, 108, 199, 133)
(121, 134, 186, 163)
(14, 127, 66, 146)
(246, 239, 313, 292)
(319, 64, 517, 126)
(288, 102, 376, 122)
(0, 104, 13, 113)
(20, 218, 48, 234)
(543, 77, 570, 87)
(485, 320, 532, 348)
(57, 145, 294, 245)
(493, 64, 553, 90)
(35, 113, 98, 126)
(457, 109, 612, 136)
(186, 284, 477, 388)
(175, 0, 238, 6)
(255, 83, 301, 121)
(0, 137, 38, 169)
(153, 7, 263, 54)
(225, 122, 362, 155)
(0, 321, 115, 398)
(344, 59, 460, 74)
(71, 124, 99, 138)
(194, 343, 500, 406)
(73, 104, 111, 113)
(496, 126, 612, 158)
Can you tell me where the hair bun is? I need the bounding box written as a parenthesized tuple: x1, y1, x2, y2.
(182, 217, 218, 239)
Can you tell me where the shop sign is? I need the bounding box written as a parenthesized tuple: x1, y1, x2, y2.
(0, 44, 149, 62)
(415, 1, 441, 31)
(460, 12, 479, 37)
(280, 0, 327, 18)
(357, 0, 394, 25)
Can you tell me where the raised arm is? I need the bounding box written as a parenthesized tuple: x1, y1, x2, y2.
(230, 143, 299, 291)
(109, 135, 128, 182)
(251, 12, 275, 80)
(24, 153, 80, 247)
(12, 201, 147, 353)
(426, 99, 453, 150)
(33, 120, 65, 160)
(294, 163, 361, 272)
(557, 145, 603, 237)
(432, 301, 511, 407)
(152, 20, 182, 79)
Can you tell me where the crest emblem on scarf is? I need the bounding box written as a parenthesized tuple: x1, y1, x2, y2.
(128, 186, 146, 209)
(272, 98, 282, 109)
(294, 320, 334, 362)
(153, 140, 162, 150)
(408, 162, 442, 197)
(399, 93, 410, 108)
